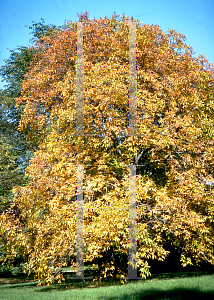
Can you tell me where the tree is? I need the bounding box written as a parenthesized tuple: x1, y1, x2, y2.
(0, 12, 214, 286)
(0, 19, 65, 212)
(0, 46, 35, 212)
(0, 19, 65, 269)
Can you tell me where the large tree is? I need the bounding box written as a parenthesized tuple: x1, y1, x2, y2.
(0, 12, 214, 285)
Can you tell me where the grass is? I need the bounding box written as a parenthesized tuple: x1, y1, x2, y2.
(0, 266, 214, 300)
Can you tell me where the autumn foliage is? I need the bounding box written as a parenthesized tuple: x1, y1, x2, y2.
(0, 12, 214, 285)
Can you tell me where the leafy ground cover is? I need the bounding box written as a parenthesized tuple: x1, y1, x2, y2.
(0, 265, 214, 300)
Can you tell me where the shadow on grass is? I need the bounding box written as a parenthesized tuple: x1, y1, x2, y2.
(100, 288, 214, 300)
(32, 273, 214, 300)
(33, 272, 214, 300)
(0, 271, 38, 288)
(0, 279, 38, 289)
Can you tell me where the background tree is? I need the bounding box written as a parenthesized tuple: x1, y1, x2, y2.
(0, 46, 34, 212)
(0, 19, 66, 270)
(0, 19, 65, 212)
(0, 12, 214, 285)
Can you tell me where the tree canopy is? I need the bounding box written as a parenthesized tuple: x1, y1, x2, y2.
(0, 19, 64, 212)
(0, 12, 214, 286)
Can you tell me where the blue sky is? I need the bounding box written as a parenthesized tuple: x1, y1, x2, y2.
(0, 0, 213, 89)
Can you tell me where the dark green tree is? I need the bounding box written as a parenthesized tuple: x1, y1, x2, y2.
(0, 19, 63, 212)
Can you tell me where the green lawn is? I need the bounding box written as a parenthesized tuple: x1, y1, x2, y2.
(0, 269, 214, 300)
